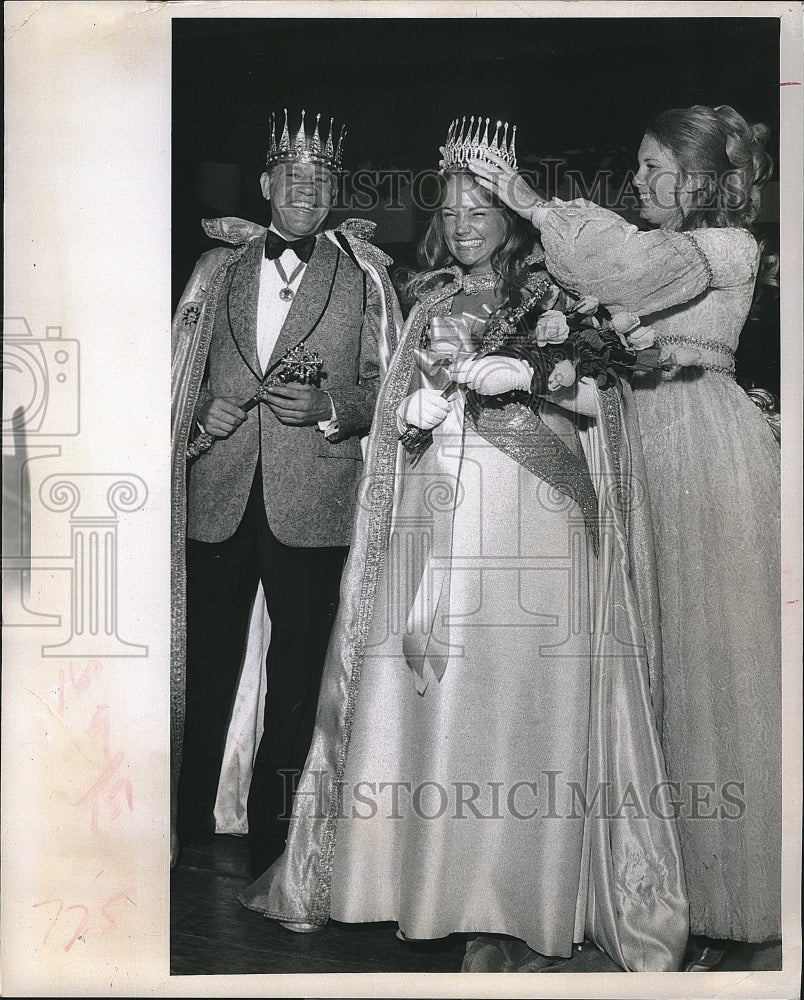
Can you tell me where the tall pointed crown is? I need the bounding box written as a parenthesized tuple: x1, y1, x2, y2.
(266, 109, 347, 172)
(441, 115, 517, 172)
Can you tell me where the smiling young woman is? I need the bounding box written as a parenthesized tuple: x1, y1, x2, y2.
(403, 168, 534, 297)
(467, 103, 782, 958)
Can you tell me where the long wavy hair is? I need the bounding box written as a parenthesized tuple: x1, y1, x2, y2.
(399, 169, 535, 310)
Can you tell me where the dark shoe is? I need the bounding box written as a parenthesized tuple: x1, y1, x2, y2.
(684, 935, 730, 972)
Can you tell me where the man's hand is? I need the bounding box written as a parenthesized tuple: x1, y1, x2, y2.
(198, 397, 247, 439)
(262, 383, 333, 426)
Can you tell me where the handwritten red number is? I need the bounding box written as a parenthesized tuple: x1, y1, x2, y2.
(33, 899, 89, 951)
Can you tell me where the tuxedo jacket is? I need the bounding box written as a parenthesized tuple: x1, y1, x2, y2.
(186, 231, 382, 547)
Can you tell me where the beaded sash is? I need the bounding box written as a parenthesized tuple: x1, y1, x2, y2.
(656, 334, 736, 378)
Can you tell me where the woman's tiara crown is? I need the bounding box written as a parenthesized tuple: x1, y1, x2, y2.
(442, 116, 518, 172)
(266, 109, 347, 172)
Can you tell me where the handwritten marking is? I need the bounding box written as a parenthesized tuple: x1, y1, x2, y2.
(32, 661, 138, 965)
(34, 889, 135, 951)
(33, 899, 64, 945)
(50, 664, 137, 831)
(780, 81, 802, 86)
(101, 889, 136, 927)
(74, 749, 135, 832)
(75, 750, 125, 806)
(87, 704, 112, 759)
(57, 660, 102, 718)
(32, 899, 89, 952)
(63, 905, 90, 951)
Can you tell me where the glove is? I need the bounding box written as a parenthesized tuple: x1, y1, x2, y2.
(397, 388, 451, 431)
(449, 355, 532, 395)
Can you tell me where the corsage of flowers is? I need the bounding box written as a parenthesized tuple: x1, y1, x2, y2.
(477, 279, 700, 398)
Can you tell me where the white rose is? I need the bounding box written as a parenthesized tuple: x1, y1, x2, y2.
(547, 358, 578, 392)
(534, 310, 570, 346)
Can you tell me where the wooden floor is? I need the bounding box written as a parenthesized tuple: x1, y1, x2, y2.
(170, 834, 783, 977)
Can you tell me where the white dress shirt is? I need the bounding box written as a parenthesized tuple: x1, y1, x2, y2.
(256, 224, 338, 436)
(256, 226, 308, 372)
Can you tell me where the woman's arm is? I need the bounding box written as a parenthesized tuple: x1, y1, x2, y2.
(449, 355, 599, 417)
(533, 201, 714, 314)
(468, 152, 714, 315)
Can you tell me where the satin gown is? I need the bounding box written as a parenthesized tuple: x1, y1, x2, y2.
(329, 291, 595, 953)
(240, 276, 689, 972)
(536, 202, 782, 943)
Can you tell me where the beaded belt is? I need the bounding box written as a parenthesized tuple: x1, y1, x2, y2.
(656, 335, 736, 379)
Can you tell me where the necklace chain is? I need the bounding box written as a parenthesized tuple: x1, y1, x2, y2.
(273, 257, 306, 300)
(461, 271, 498, 295)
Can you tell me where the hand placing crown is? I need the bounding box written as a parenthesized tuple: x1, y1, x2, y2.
(442, 125, 547, 222)
(442, 115, 518, 172)
(266, 108, 347, 173)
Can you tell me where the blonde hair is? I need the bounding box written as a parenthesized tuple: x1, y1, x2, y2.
(645, 104, 773, 231)
(398, 170, 534, 309)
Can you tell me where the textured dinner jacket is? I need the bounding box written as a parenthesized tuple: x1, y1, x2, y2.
(186, 230, 381, 546)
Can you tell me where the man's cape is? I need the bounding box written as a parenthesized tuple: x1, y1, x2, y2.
(169, 217, 402, 860)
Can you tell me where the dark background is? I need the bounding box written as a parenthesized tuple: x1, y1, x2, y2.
(173, 16, 781, 393)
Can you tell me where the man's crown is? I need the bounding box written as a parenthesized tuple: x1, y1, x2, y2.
(266, 109, 347, 172)
(442, 116, 518, 172)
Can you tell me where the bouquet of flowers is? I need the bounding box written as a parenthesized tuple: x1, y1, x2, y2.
(479, 277, 697, 394)
(399, 274, 700, 460)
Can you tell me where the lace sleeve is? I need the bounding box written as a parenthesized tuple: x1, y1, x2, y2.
(686, 228, 761, 289)
(533, 199, 714, 314)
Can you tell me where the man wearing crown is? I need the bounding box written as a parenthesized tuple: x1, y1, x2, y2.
(170, 110, 401, 874)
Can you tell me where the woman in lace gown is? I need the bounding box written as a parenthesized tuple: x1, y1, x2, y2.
(469, 104, 781, 950)
(240, 130, 689, 972)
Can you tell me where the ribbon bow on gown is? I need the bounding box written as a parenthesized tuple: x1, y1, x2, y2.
(401, 312, 480, 693)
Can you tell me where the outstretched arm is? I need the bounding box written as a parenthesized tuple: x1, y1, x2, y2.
(467, 151, 717, 315)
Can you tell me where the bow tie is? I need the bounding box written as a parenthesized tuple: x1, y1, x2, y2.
(265, 231, 317, 263)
